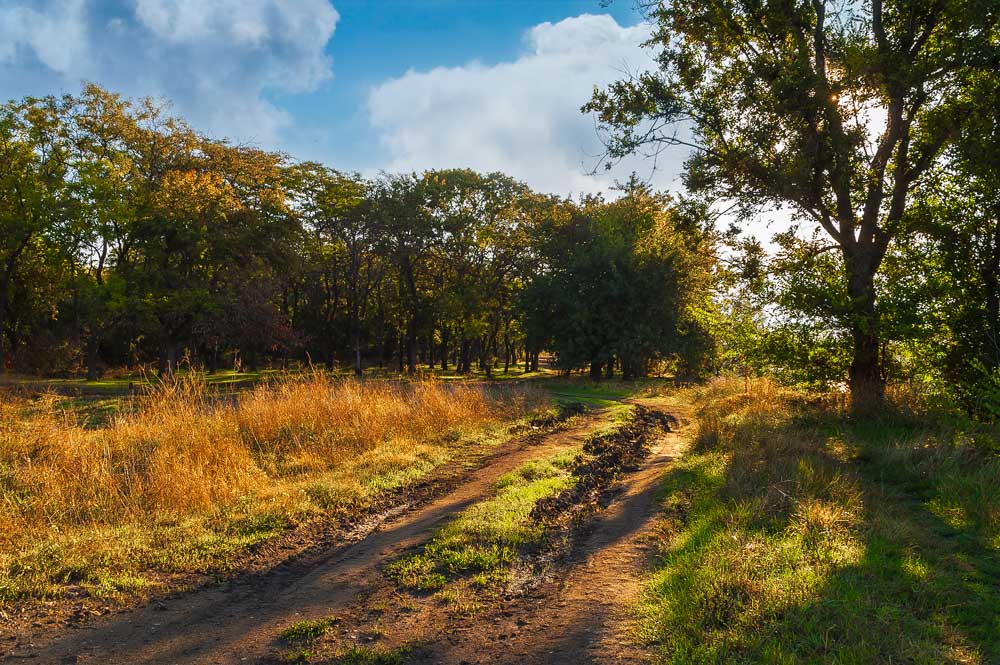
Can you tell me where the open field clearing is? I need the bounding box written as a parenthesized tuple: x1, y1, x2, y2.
(6, 391, 630, 663)
(2, 378, 998, 664)
(0, 376, 545, 610)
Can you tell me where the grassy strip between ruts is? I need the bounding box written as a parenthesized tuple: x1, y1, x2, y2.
(385, 447, 582, 594)
(385, 404, 673, 600)
(639, 378, 1000, 664)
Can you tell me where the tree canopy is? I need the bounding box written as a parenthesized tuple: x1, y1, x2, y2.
(586, 0, 1000, 412)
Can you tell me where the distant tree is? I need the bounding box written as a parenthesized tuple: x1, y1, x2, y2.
(370, 173, 442, 374)
(427, 169, 531, 376)
(525, 180, 715, 379)
(285, 163, 375, 376)
(68, 85, 139, 379)
(0, 95, 74, 371)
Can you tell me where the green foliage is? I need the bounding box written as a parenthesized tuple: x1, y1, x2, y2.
(0, 82, 721, 384)
(586, 0, 1000, 409)
(886, 69, 1000, 420)
(523, 179, 717, 379)
(714, 234, 854, 387)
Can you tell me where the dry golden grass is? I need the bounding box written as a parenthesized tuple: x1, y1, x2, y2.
(0, 375, 540, 602)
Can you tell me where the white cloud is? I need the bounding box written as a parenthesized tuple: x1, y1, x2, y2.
(0, 0, 339, 146)
(368, 14, 687, 197)
(132, 0, 336, 92)
(0, 0, 89, 75)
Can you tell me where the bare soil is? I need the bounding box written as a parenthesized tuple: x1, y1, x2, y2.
(436, 400, 688, 664)
(4, 398, 687, 665)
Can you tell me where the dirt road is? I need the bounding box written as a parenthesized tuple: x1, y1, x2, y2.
(6, 399, 686, 664)
(335, 397, 688, 664)
(430, 399, 687, 664)
(5, 414, 607, 664)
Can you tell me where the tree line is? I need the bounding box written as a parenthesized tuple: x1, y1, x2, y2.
(5, 0, 999, 422)
(0, 84, 713, 380)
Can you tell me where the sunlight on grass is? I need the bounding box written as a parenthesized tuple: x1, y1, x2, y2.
(640, 378, 1000, 664)
(386, 448, 580, 592)
(0, 375, 544, 603)
(280, 617, 337, 644)
(333, 644, 413, 664)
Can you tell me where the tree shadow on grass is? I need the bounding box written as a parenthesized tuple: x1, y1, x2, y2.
(643, 405, 1000, 664)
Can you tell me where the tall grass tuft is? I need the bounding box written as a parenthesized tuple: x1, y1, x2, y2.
(0, 375, 537, 601)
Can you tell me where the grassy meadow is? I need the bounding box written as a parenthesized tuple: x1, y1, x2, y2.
(0, 375, 543, 603)
(640, 378, 1000, 663)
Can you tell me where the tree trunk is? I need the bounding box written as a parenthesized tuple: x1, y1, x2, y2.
(460, 338, 471, 373)
(605, 357, 615, 379)
(353, 322, 363, 378)
(406, 318, 417, 374)
(160, 341, 178, 378)
(377, 287, 386, 369)
(0, 295, 7, 374)
(589, 360, 603, 381)
(440, 327, 450, 370)
(983, 213, 1000, 368)
(846, 264, 885, 414)
(86, 335, 102, 381)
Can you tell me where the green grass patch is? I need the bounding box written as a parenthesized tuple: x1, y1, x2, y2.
(543, 377, 678, 409)
(385, 448, 579, 592)
(280, 617, 336, 643)
(334, 644, 415, 664)
(639, 380, 1000, 663)
(545, 379, 635, 409)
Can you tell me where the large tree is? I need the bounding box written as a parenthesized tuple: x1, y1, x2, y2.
(586, 0, 999, 412)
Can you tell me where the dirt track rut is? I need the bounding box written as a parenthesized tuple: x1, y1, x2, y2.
(5, 415, 606, 665)
(428, 398, 687, 664)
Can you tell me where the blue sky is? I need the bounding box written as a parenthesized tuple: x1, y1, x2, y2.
(0, 0, 691, 196)
(287, 0, 641, 171)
